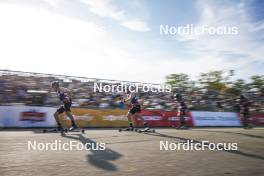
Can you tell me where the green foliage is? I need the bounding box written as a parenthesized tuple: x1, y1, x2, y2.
(248, 75, 264, 94)
(198, 70, 227, 91)
(166, 70, 263, 96)
(227, 79, 246, 95)
(166, 73, 191, 91)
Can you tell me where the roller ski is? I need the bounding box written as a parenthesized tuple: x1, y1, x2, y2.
(42, 126, 67, 134)
(135, 127, 155, 133)
(118, 127, 135, 132)
(243, 123, 254, 129)
(119, 121, 135, 132)
(135, 122, 155, 133)
(65, 125, 85, 133)
(43, 125, 85, 134)
(176, 122, 189, 130)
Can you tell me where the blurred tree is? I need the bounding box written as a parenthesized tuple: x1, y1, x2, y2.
(248, 75, 264, 94)
(165, 73, 191, 92)
(198, 70, 227, 92)
(166, 71, 263, 104)
(227, 79, 246, 95)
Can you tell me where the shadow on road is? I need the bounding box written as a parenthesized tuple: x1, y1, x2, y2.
(63, 134, 123, 171)
(144, 132, 264, 160)
(191, 129, 264, 139)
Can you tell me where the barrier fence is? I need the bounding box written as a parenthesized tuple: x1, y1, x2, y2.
(0, 106, 263, 127)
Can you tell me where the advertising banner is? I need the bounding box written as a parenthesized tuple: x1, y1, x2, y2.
(162, 111, 194, 127)
(0, 106, 56, 127)
(60, 108, 128, 127)
(1, 106, 262, 127)
(191, 111, 241, 126)
(0, 106, 129, 127)
(248, 113, 264, 126)
(133, 110, 193, 127)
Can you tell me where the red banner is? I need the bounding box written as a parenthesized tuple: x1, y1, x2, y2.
(250, 113, 264, 126)
(162, 111, 194, 127)
(133, 110, 194, 127)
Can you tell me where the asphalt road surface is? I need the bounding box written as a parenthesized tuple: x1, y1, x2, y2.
(0, 128, 263, 176)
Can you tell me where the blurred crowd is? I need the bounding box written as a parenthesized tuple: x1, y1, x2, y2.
(0, 70, 263, 112)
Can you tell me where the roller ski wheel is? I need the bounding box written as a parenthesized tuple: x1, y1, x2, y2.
(42, 128, 63, 133)
(118, 127, 134, 132)
(136, 128, 155, 133)
(64, 128, 85, 133)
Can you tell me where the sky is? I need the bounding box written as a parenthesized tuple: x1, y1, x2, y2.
(0, 0, 263, 83)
